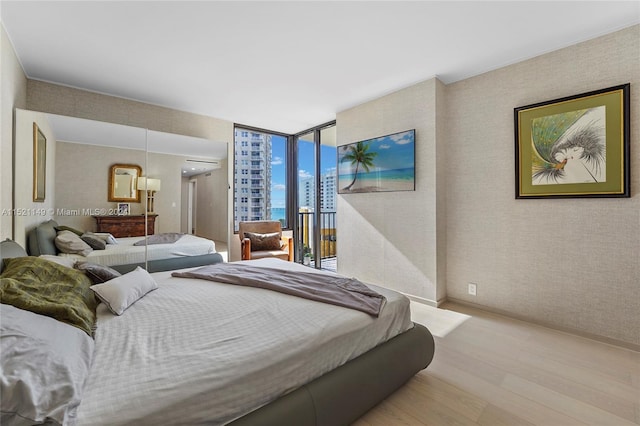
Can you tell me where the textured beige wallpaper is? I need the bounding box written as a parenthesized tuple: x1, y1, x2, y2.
(338, 25, 639, 347)
(434, 79, 448, 303)
(444, 25, 639, 347)
(26, 80, 233, 144)
(25, 80, 234, 247)
(54, 141, 228, 239)
(54, 141, 147, 232)
(1, 25, 27, 240)
(337, 79, 444, 305)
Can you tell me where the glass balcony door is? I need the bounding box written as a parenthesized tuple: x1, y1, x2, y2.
(295, 123, 336, 270)
(319, 125, 337, 270)
(296, 131, 316, 266)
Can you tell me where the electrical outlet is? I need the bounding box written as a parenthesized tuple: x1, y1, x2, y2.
(468, 283, 477, 296)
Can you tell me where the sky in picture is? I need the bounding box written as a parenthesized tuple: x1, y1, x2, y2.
(338, 130, 414, 175)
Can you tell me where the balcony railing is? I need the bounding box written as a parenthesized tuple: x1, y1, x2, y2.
(297, 211, 336, 261)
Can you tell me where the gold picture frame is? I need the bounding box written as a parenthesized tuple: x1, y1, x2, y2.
(33, 122, 47, 202)
(515, 84, 630, 198)
(108, 164, 142, 203)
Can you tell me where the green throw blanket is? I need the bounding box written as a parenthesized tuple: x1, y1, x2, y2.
(0, 257, 97, 336)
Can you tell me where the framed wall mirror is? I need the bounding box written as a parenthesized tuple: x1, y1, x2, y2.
(109, 164, 142, 202)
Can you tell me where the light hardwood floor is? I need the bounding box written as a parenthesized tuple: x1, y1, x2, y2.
(354, 302, 640, 426)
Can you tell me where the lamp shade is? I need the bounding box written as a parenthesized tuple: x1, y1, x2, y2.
(137, 177, 161, 192)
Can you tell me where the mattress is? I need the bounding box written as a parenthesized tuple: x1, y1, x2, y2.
(76, 259, 413, 425)
(59, 234, 215, 267)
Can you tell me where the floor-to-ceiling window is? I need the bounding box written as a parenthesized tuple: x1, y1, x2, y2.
(233, 122, 336, 270)
(233, 126, 288, 231)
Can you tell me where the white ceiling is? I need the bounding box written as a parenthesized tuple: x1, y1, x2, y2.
(2, 1, 639, 134)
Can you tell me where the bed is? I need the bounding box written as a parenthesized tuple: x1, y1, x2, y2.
(1, 240, 435, 426)
(26, 219, 222, 273)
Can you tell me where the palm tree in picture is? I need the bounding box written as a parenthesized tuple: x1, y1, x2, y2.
(340, 141, 377, 191)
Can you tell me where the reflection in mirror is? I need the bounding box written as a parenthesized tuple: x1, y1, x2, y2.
(13, 109, 229, 270)
(33, 123, 47, 202)
(146, 130, 228, 242)
(109, 164, 142, 202)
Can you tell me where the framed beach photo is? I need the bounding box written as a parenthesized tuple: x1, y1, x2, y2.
(338, 129, 415, 194)
(515, 84, 630, 199)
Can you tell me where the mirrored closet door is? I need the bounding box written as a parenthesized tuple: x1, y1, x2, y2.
(13, 109, 228, 268)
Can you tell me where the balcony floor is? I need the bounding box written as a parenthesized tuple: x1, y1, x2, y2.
(321, 256, 337, 272)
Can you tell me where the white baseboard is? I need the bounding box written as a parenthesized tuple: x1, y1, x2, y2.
(446, 297, 640, 352)
(401, 292, 444, 308)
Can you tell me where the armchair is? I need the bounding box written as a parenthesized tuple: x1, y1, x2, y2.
(239, 221, 293, 261)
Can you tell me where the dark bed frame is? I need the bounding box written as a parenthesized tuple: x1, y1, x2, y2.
(12, 222, 437, 425)
(230, 322, 434, 426)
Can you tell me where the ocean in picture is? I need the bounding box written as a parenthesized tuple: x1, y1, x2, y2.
(338, 167, 415, 193)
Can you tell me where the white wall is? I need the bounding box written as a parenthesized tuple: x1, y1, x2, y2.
(1, 24, 27, 240)
(13, 109, 56, 248)
(145, 151, 194, 234)
(184, 162, 229, 242)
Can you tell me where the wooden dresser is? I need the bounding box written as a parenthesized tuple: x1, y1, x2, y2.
(93, 214, 157, 237)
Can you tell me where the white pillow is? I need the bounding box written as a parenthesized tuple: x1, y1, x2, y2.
(86, 232, 118, 245)
(38, 254, 76, 269)
(1, 304, 94, 426)
(54, 230, 93, 256)
(90, 267, 158, 315)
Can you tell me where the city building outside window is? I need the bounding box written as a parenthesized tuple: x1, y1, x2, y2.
(234, 127, 287, 231)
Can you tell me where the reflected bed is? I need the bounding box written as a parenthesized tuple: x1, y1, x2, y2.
(26, 219, 220, 273)
(58, 234, 215, 266)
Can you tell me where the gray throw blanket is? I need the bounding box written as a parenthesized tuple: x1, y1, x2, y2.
(172, 263, 386, 317)
(133, 233, 184, 246)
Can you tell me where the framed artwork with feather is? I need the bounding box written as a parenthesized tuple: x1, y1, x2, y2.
(514, 84, 629, 198)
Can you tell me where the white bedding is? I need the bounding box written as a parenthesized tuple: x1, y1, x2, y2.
(76, 258, 413, 425)
(59, 234, 215, 266)
(1, 305, 95, 426)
